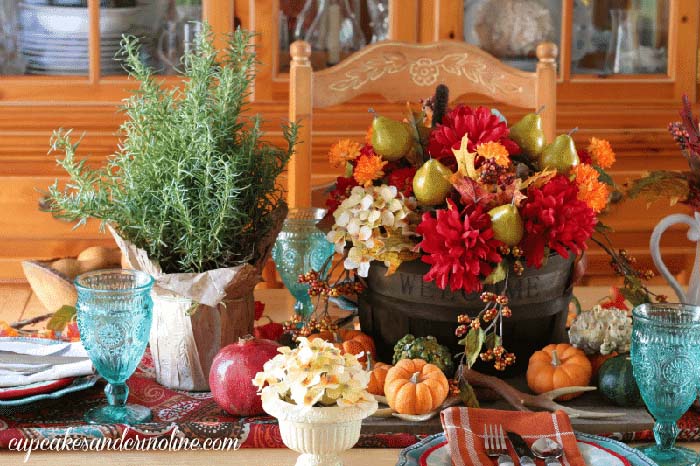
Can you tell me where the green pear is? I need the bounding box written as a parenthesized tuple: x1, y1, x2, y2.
(539, 134, 580, 173)
(371, 115, 412, 161)
(488, 204, 524, 246)
(509, 113, 545, 158)
(413, 159, 453, 206)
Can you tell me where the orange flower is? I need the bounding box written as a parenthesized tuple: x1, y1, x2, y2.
(476, 141, 511, 167)
(365, 126, 373, 145)
(353, 154, 387, 187)
(587, 137, 615, 169)
(328, 139, 361, 168)
(573, 163, 610, 213)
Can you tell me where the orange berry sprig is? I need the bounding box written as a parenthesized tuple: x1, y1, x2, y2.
(455, 291, 516, 371)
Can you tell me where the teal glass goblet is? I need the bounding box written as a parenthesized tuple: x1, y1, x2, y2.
(631, 302, 700, 466)
(75, 269, 154, 425)
(272, 208, 335, 318)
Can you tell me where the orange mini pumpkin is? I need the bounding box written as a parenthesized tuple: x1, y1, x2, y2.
(384, 359, 449, 415)
(307, 329, 375, 363)
(526, 343, 592, 401)
(367, 362, 392, 396)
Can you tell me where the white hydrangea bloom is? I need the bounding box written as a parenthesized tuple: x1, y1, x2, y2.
(252, 337, 373, 407)
(326, 184, 414, 276)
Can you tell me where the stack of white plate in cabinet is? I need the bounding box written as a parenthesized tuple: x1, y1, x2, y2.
(18, 2, 145, 75)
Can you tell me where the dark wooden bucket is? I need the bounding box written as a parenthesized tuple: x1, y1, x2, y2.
(358, 254, 575, 374)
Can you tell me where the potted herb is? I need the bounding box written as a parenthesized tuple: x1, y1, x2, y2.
(253, 337, 377, 466)
(45, 26, 297, 390)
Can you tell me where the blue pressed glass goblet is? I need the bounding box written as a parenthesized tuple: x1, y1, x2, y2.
(631, 303, 700, 466)
(272, 208, 335, 318)
(75, 269, 154, 425)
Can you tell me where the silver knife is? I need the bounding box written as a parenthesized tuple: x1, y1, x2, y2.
(0, 351, 89, 366)
(506, 431, 536, 466)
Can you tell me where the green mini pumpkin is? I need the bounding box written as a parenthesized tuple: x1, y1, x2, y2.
(598, 354, 644, 407)
(393, 334, 454, 377)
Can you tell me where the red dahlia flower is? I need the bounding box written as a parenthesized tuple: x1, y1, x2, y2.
(388, 167, 417, 197)
(417, 199, 503, 293)
(520, 175, 597, 268)
(428, 105, 520, 170)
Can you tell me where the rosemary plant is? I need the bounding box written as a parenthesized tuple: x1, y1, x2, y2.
(46, 27, 297, 273)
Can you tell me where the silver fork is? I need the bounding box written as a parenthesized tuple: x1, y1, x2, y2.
(484, 424, 512, 465)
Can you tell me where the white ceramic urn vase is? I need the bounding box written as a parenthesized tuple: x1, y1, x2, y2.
(262, 396, 378, 466)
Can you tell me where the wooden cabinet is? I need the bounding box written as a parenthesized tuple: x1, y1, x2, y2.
(0, 0, 698, 283)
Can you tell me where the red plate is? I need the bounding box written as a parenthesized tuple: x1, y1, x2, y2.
(0, 378, 74, 400)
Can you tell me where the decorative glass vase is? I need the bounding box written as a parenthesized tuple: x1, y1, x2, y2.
(631, 302, 700, 465)
(272, 208, 334, 318)
(75, 269, 154, 425)
(293, 0, 365, 68)
(605, 9, 641, 74)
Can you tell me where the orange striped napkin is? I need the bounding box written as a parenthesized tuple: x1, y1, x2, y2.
(440, 407, 586, 466)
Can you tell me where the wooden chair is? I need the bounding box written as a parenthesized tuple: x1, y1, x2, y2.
(287, 39, 558, 209)
(261, 39, 558, 288)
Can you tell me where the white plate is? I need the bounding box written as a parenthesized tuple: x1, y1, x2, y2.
(19, 3, 144, 35)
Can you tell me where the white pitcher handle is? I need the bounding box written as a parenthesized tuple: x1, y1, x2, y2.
(650, 213, 700, 303)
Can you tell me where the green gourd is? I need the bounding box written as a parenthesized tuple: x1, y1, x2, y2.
(393, 334, 454, 377)
(597, 355, 644, 407)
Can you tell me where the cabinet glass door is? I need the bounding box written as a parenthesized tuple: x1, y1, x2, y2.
(135, 0, 202, 77)
(463, 0, 563, 72)
(0, 1, 21, 75)
(98, 0, 157, 76)
(0, 0, 200, 77)
(0, 0, 101, 76)
(571, 0, 668, 75)
(278, 0, 388, 73)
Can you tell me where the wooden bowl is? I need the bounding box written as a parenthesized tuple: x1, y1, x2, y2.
(21, 247, 123, 312)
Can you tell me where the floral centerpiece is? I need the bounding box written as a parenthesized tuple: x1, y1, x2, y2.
(254, 337, 377, 466)
(302, 85, 619, 381)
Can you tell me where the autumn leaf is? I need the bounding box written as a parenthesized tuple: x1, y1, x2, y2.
(368, 230, 420, 275)
(451, 175, 493, 207)
(459, 327, 485, 369)
(484, 332, 502, 350)
(521, 168, 557, 190)
(626, 171, 690, 206)
(593, 165, 615, 186)
(459, 376, 480, 408)
(46, 305, 76, 332)
(452, 134, 478, 179)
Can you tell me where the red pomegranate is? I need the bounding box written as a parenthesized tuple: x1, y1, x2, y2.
(209, 335, 280, 416)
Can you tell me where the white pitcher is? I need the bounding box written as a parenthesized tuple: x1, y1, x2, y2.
(650, 211, 700, 305)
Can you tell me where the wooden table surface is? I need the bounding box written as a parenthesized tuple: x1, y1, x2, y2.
(1, 283, 696, 465)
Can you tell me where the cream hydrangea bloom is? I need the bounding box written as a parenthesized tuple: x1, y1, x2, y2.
(327, 184, 414, 277)
(253, 337, 373, 407)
